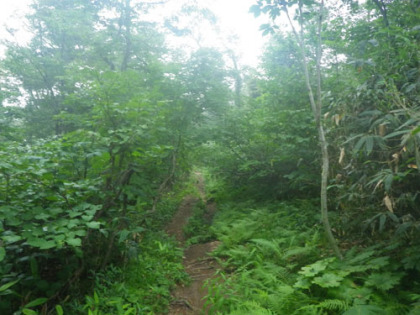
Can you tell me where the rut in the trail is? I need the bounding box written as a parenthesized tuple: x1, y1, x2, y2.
(165, 173, 220, 315)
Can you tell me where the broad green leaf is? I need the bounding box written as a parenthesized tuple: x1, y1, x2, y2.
(31, 227, 45, 237)
(68, 219, 79, 229)
(365, 272, 402, 290)
(74, 229, 87, 236)
(86, 221, 100, 229)
(294, 277, 311, 289)
(22, 309, 38, 315)
(94, 291, 99, 304)
(45, 195, 59, 201)
(85, 208, 99, 216)
(82, 215, 93, 221)
(249, 4, 261, 17)
(353, 136, 366, 154)
(35, 213, 50, 220)
(118, 229, 131, 243)
(39, 241, 56, 249)
(68, 211, 82, 218)
(0, 247, 5, 262)
(412, 125, 420, 135)
(55, 305, 64, 315)
(49, 208, 64, 215)
(66, 238, 82, 247)
(6, 217, 23, 226)
(2, 234, 22, 244)
(0, 162, 12, 169)
(312, 273, 343, 288)
(384, 174, 393, 191)
(24, 297, 48, 308)
(365, 136, 374, 155)
(384, 129, 411, 139)
(27, 238, 56, 250)
(0, 279, 19, 292)
(299, 259, 330, 277)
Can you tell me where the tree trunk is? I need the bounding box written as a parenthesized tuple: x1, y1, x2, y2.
(319, 123, 342, 259)
(285, 0, 343, 259)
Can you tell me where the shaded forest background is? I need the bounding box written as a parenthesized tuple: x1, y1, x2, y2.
(0, 0, 419, 314)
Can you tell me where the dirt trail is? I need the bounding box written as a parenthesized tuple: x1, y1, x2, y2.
(166, 172, 220, 315)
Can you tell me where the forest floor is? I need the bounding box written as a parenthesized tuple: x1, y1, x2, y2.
(166, 172, 220, 315)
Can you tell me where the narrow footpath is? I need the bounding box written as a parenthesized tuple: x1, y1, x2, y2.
(165, 172, 220, 315)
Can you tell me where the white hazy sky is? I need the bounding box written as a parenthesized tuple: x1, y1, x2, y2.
(0, 0, 268, 67)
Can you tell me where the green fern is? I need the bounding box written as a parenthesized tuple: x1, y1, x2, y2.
(283, 246, 316, 261)
(383, 302, 410, 315)
(267, 287, 312, 314)
(296, 304, 326, 315)
(346, 248, 376, 264)
(228, 300, 274, 315)
(260, 261, 292, 283)
(224, 245, 260, 269)
(317, 299, 349, 312)
(251, 238, 282, 258)
(342, 304, 384, 315)
(247, 267, 281, 289)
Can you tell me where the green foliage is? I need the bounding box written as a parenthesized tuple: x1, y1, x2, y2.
(202, 185, 419, 314)
(365, 272, 403, 291)
(183, 200, 216, 245)
(195, 53, 320, 199)
(78, 234, 188, 315)
(0, 0, 419, 312)
(204, 199, 322, 314)
(0, 0, 209, 312)
(0, 137, 108, 312)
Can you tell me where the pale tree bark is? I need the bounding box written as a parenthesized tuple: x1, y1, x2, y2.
(284, 0, 343, 260)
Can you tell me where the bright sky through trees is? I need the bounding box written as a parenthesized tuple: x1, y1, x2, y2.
(0, 0, 267, 66)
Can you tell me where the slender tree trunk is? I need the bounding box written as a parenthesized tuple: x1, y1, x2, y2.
(318, 124, 342, 259)
(285, 0, 343, 259)
(372, 0, 390, 27)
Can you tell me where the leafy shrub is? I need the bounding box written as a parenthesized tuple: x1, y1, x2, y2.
(74, 234, 188, 314)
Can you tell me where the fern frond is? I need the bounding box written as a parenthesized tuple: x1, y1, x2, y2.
(267, 285, 312, 314)
(295, 304, 323, 315)
(283, 246, 316, 261)
(317, 299, 349, 312)
(251, 238, 282, 257)
(228, 300, 274, 315)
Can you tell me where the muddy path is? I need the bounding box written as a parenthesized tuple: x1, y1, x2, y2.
(165, 172, 220, 315)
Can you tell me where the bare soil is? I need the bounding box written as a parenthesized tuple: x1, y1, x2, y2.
(166, 173, 220, 315)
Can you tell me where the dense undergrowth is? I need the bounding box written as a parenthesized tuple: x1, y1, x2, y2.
(79, 234, 187, 315)
(78, 168, 420, 315)
(183, 200, 216, 246)
(0, 167, 192, 314)
(199, 171, 420, 315)
(76, 196, 189, 315)
(75, 181, 202, 315)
